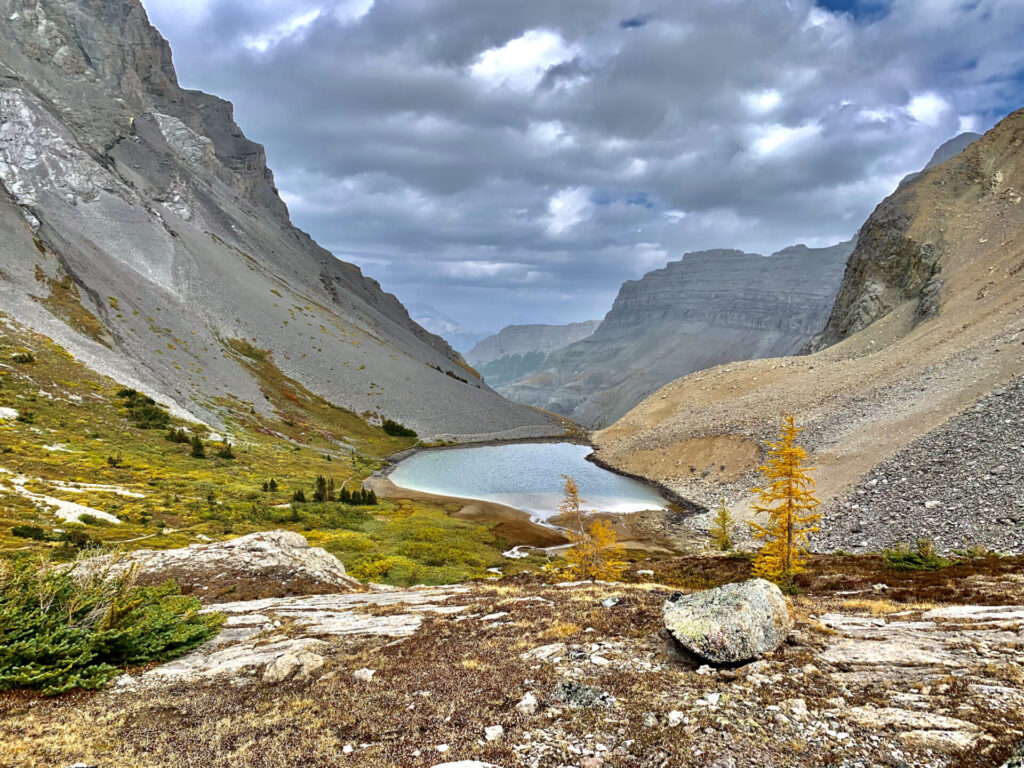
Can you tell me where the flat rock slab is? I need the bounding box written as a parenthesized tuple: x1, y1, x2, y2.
(120, 585, 472, 687)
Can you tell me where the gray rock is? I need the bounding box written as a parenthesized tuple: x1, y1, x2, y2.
(74, 530, 362, 596)
(551, 681, 615, 709)
(662, 579, 793, 665)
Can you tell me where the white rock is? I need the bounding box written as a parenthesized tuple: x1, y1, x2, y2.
(705, 692, 721, 707)
(484, 725, 504, 741)
(354, 667, 376, 683)
(667, 710, 686, 727)
(0, 407, 19, 419)
(516, 692, 538, 715)
(262, 647, 325, 684)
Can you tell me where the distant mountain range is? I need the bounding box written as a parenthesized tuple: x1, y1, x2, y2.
(406, 304, 492, 356)
(493, 242, 854, 427)
(466, 321, 600, 389)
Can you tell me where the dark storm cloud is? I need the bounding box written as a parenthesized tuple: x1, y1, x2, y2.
(142, 0, 1024, 328)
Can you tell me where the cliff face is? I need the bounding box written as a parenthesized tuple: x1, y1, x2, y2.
(466, 321, 599, 389)
(500, 242, 853, 428)
(0, 0, 559, 440)
(811, 132, 982, 349)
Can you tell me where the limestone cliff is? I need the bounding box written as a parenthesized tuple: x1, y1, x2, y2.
(0, 0, 559, 440)
(500, 242, 853, 428)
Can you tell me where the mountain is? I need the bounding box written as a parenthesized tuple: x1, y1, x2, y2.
(465, 321, 599, 389)
(593, 107, 1024, 549)
(0, 0, 559, 442)
(498, 241, 854, 428)
(898, 131, 981, 187)
(406, 303, 490, 356)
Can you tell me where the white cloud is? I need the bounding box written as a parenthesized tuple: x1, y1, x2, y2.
(748, 121, 822, 159)
(470, 29, 579, 91)
(545, 187, 593, 236)
(743, 88, 782, 114)
(958, 114, 980, 133)
(906, 92, 950, 126)
(242, 9, 322, 53)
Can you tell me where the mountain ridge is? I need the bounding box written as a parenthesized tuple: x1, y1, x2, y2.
(0, 0, 561, 441)
(498, 240, 854, 428)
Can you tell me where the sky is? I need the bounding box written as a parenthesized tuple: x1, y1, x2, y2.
(141, 0, 1024, 332)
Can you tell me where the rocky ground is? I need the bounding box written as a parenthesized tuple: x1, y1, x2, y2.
(815, 375, 1024, 554)
(3, 538, 1023, 768)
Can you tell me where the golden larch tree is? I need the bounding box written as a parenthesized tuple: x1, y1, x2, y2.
(708, 497, 735, 552)
(559, 475, 626, 581)
(749, 416, 821, 585)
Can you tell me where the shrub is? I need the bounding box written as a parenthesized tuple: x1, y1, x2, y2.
(381, 419, 416, 438)
(0, 558, 222, 695)
(189, 435, 205, 459)
(215, 441, 235, 460)
(881, 540, 951, 571)
(11, 351, 35, 364)
(106, 452, 124, 468)
(116, 389, 170, 430)
(292, 489, 306, 503)
(77, 514, 111, 527)
(16, 411, 35, 424)
(11, 526, 49, 541)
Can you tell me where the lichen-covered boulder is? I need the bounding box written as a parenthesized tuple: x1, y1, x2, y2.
(662, 578, 792, 665)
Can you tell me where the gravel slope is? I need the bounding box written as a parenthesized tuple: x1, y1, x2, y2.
(815, 375, 1024, 554)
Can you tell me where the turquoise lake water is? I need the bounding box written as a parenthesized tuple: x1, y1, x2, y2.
(388, 442, 668, 520)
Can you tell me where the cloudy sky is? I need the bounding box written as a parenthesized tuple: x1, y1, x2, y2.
(141, 0, 1024, 332)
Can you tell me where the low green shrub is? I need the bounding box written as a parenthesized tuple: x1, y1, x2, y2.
(116, 388, 171, 430)
(0, 558, 223, 695)
(11, 526, 49, 541)
(381, 418, 416, 438)
(881, 539, 951, 571)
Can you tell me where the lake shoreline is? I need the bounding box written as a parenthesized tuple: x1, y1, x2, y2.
(376, 437, 705, 520)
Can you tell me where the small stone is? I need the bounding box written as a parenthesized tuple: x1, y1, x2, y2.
(484, 724, 504, 742)
(667, 710, 686, 727)
(353, 667, 376, 683)
(516, 692, 538, 715)
(706, 692, 721, 707)
(590, 655, 611, 666)
(342, 745, 354, 754)
(600, 597, 620, 608)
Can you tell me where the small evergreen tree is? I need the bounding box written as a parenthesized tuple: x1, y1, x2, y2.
(366, 489, 377, 505)
(261, 481, 269, 492)
(312, 475, 328, 503)
(339, 487, 351, 504)
(189, 434, 205, 459)
(327, 477, 335, 502)
(709, 497, 735, 552)
(749, 416, 822, 586)
(292, 489, 306, 503)
(215, 441, 235, 460)
(268, 478, 278, 492)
